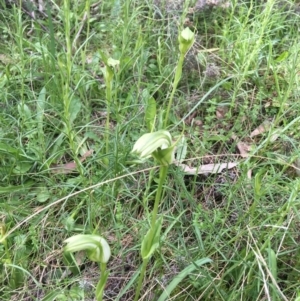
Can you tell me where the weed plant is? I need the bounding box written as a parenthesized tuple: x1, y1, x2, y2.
(1, 0, 300, 300)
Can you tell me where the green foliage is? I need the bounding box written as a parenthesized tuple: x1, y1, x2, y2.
(145, 96, 157, 132)
(1, 0, 300, 300)
(157, 258, 213, 301)
(141, 216, 163, 260)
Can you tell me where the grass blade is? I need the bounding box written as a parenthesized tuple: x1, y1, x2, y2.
(157, 258, 212, 301)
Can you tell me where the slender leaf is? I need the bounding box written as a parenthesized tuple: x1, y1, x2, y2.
(157, 258, 212, 301)
(141, 217, 162, 260)
(145, 97, 156, 132)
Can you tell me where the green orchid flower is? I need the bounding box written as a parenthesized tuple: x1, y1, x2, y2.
(64, 234, 111, 263)
(132, 130, 175, 165)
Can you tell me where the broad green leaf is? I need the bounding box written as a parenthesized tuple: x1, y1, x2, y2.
(64, 216, 75, 232)
(13, 162, 32, 174)
(36, 187, 50, 203)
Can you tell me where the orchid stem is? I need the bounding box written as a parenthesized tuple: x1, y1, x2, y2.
(134, 164, 168, 301)
(164, 52, 185, 128)
(150, 165, 168, 229)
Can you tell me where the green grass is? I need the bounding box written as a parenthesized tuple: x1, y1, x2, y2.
(1, 0, 300, 300)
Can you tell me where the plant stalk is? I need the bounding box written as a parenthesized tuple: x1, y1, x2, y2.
(134, 165, 168, 301)
(133, 257, 150, 301)
(104, 72, 113, 165)
(96, 263, 109, 301)
(150, 165, 168, 229)
(164, 53, 184, 128)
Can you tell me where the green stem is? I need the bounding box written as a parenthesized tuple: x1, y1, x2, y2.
(63, 0, 72, 82)
(62, 0, 83, 172)
(142, 169, 155, 215)
(134, 165, 168, 301)
(96, 263, 109, 301)
(150, 165, 168, 229)
(105, 76, 113, 165)
(164, 53, 184, 128)
(133, 258, 149, 301)
(105, 106, 110, 159)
